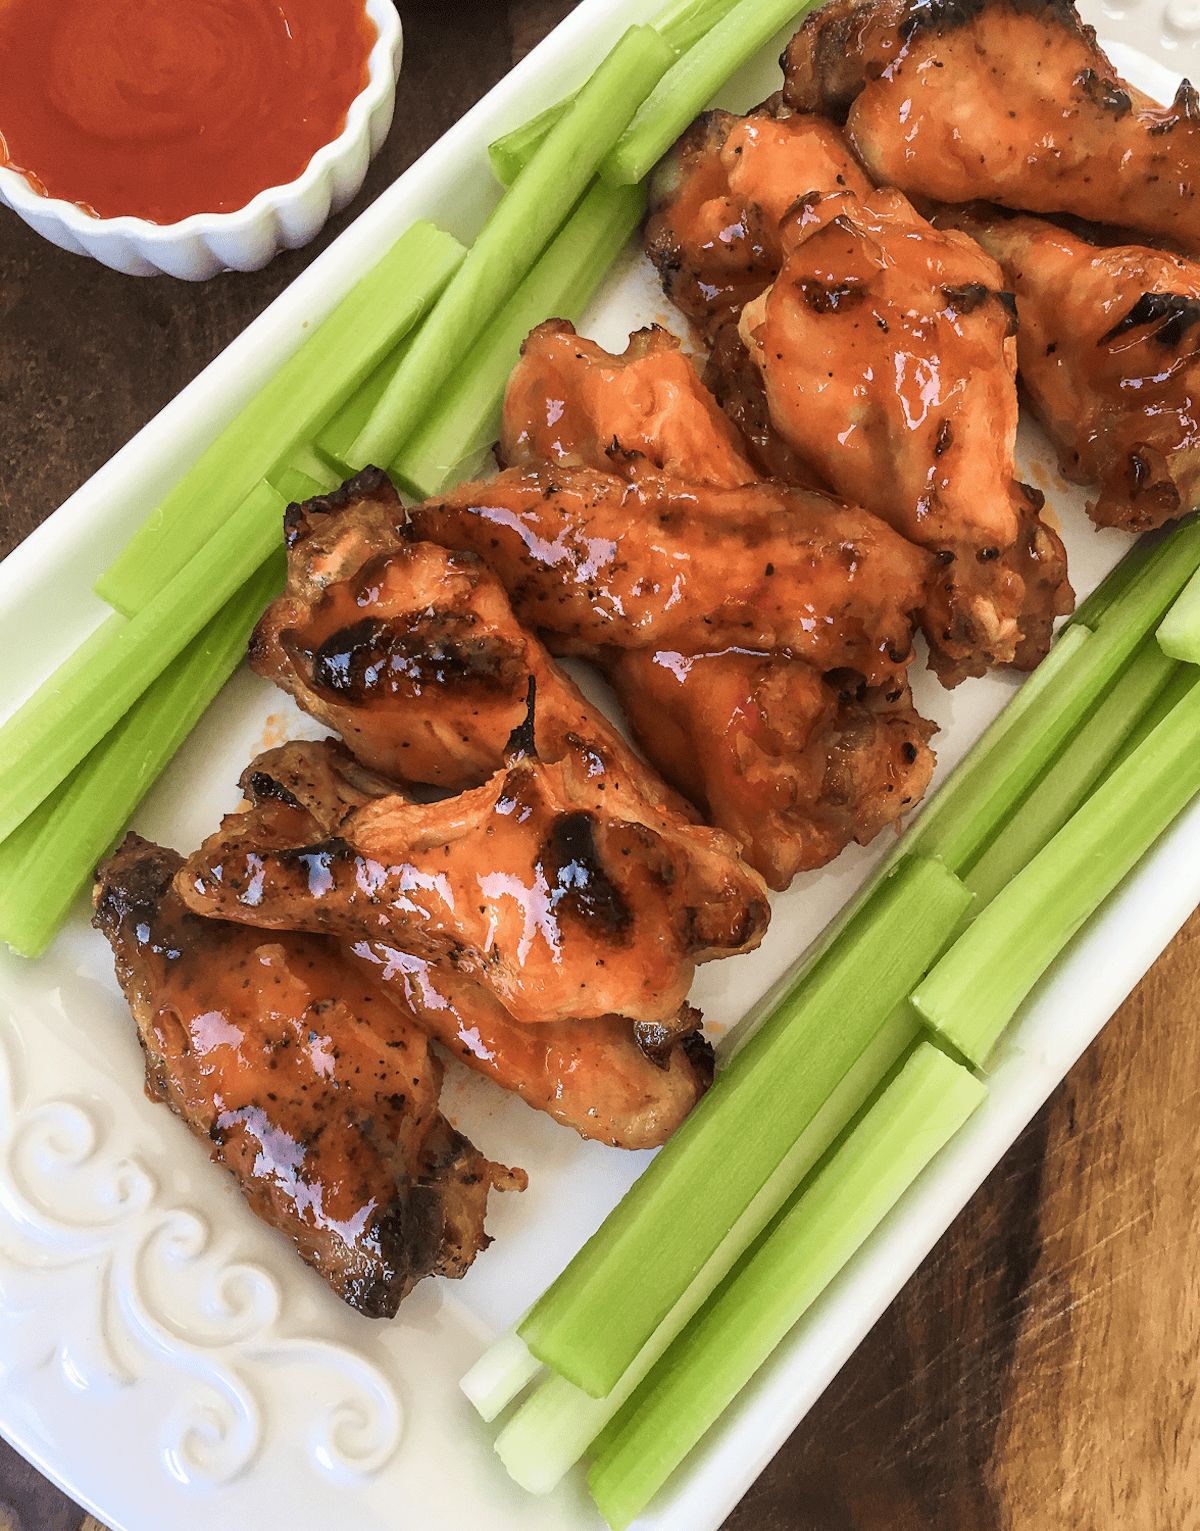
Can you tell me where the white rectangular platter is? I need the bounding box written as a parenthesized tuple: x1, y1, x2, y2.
(2, 3, 1199, 1529)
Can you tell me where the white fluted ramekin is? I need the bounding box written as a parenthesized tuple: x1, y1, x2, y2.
(0, 0, 402, 280)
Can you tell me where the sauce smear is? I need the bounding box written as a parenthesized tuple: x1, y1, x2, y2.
(0, 0, 376, 224)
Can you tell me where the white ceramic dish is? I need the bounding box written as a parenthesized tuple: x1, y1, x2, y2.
(2, 3, 1200, 1528)
(0, 0, 403, 280)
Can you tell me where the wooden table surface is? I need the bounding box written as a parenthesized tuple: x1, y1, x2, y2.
(3, 4, 1199, 1528)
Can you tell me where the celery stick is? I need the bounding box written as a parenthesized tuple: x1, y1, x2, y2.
(1097, 661, 1197, 784)
(347, 25, 675, 472)
(904, 514, 1200, 876)
(95, 223, 465, 617)
(489, 101, 574, 188)
(1157, 559, 1200, 663)
(911, 667, 1200, 1066)
(0, 480, 286, 842)
(586, 1044, 986, 1529)
(517, 855, 972, 1399)
(963, 634, 1179, 912)
(460, 1325, 546, 1424)
(393, 178, 646, 499)
(0, 554, 284, 959)
(1061, 516, 1195, 637)
(314, 334, 418, 477)
(492, 999, 919, 1491)
(487, 0, 741, 185)
(602, 0, 819, 187)
(269, 444, 342, 506)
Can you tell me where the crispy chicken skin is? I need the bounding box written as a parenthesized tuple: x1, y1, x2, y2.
(781, 0, 1200, 258)
(937, 205, 1200, 532)
(176, 739, 770, 1031)
(498, 320, 758, 487)
(644, 106, 876, 339)
(598, 648, 937, 890)
(348, 941, 714, 1150)
(93, 834, 523, 1318)
(251, 465, 691, 810)
(410, 464, 931, 690)
(738, 188, 1071, 683)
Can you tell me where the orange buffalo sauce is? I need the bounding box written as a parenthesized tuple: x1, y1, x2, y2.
(0, 0, 376, 224)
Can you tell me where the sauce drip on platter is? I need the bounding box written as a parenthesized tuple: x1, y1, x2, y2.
(0, 0, 375, 223)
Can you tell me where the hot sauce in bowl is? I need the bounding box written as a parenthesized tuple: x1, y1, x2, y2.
(0, 0, 377, 224)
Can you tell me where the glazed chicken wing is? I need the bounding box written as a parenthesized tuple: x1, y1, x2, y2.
(937, 205, 1200, 533)
(644, 106, 876, 339)
(251, 465, 689, 810)
(93, 834, 523, 1318)
(410, 464, 931, 689)
(176, 738, 770, 1031)
(737, 188, 1071, 682)
(782, 0, 1200, 257)
(348, 940, 714, 1150)
(498, 319, 758, 487)
(598, 647, 936, 890)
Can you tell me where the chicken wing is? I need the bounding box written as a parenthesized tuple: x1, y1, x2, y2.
(348, 940, 714, 1150)
(936, 204, 1200, 533)
(498, 319, 758, 487)
(251, 465, 690, 810)
(781, 0, 1200, 257)
(409, 464, 931, 689)
(597, 647, 936, 890)
(737, 187, 1071, 683)
(93, 834, 523, 1318)
(176, 738, 770, 1030)
(644, 105, 877, 339)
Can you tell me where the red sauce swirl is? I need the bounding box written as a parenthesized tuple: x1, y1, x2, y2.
(0, 0, 376, 224)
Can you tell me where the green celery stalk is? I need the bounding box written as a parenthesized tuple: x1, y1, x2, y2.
(0, 480, 287, 843)
(346, 25, 675, 472)
(586, 1043, 986, 1530)
(314, 332, 419, 477)
(489, 101, 576, 189)
(601, 0, 820, 187)
(1061, 516, 1195, 637)
(0, 553, 285, 958)
(517, 854, 972, 1399)
(392, 177, 646, 499)
(911, 666, 1200, 1066)
(1096, 661, 1198, 785)
(1157, 560, 1200, 663)
(902, 514, 1200, 877)
(94, 222, 466, 617)
(962, 634, 1179, 912)
(487, 0, 741, 185)
(269, 444, 342, 506)
(491, 999, 919, 1490)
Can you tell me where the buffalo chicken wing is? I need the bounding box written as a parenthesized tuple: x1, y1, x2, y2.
(176, 739, 769, 1030)
(781, 0, 1200, 258)
(737, 188, 1072, 682)
(93, 834, 523, 1318)
(937, 204, 1200, 533)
